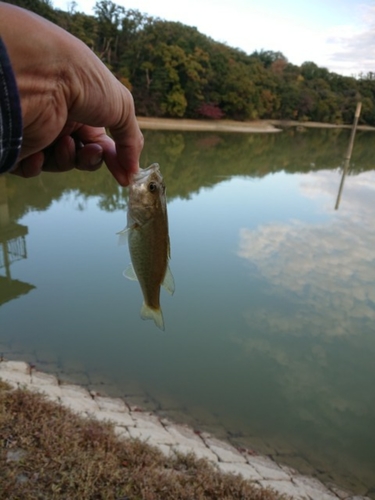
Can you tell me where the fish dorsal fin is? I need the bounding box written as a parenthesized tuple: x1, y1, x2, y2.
(162, 265, 175, 295)
(123, 264, 138, 281)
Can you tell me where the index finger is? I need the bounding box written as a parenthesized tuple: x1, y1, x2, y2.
(106, 101, 144, 186)
(64, 42, 144, 185)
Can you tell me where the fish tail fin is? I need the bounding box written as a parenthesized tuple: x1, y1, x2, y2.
(140, 303, 165, 331)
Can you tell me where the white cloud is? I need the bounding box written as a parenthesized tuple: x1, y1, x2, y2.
(326, 4, 375, 75)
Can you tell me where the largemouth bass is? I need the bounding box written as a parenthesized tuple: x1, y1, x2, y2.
(118, 163, 174, 330)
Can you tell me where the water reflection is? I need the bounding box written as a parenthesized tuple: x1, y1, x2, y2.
(335, 102, 362, 210)
(1, 129, 375, 497)
(334, 158, 350, 210)
(235, 167, 375, 491)
(0, 177, 35, 305)
(2, 128, 375, 217)
(237, 168, 375, 336)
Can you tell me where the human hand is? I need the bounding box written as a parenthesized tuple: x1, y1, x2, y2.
(0, 2, 143, 185)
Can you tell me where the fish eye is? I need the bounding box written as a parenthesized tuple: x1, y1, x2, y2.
(148, 182, 158, 193)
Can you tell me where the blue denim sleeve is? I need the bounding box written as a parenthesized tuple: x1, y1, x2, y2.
(0, 36, 22, 174)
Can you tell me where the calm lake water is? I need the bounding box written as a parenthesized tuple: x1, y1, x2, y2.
(1, 128, 375, 496)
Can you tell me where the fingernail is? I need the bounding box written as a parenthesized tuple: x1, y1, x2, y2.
(90, 153, 103, 167)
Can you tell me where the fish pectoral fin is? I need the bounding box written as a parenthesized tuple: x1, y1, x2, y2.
(162, 265, 175, 295)
(116, 227, 129, 246)
(123, 264, 138, 281)
(141, 303, 165, 331)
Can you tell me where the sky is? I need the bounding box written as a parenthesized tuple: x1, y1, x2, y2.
(52, 0, 374, 77)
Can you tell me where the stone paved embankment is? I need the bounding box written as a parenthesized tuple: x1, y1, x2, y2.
(0, 360, 370, 500)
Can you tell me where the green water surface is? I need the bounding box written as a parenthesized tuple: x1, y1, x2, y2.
(1, 128, 374, 496)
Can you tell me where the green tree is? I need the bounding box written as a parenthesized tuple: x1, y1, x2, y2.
(129, 20, 211, 117)
(4, 0, 57, 21)
(5, 0, 375, 125)
(93, 0, 124, 66)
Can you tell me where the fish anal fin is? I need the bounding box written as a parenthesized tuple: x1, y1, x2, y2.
(141, 303, 165, 331)
(162, 265, 175, 295)
(123, 264, 138, 281)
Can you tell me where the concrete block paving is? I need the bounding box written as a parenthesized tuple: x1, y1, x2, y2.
(0, 359, 371, 500)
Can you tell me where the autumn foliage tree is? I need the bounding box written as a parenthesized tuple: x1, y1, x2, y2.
(4, 0, 375, 125)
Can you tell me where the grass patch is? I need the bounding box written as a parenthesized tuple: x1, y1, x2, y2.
(0, 383, 284, 499)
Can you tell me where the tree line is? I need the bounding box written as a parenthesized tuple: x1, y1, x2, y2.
(6, 0, 375, 125)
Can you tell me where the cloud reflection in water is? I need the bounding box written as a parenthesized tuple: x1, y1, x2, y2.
(238, 170, 375, 337)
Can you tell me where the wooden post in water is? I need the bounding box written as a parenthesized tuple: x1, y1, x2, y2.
(335, 101, 362, 210)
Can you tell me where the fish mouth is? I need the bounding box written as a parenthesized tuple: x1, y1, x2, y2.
(133, 163, 160, 182)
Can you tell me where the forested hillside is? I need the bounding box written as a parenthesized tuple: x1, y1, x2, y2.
(6, 0, 375, 125)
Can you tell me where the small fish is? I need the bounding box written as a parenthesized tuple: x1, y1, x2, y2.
(117, 163, 174, 330)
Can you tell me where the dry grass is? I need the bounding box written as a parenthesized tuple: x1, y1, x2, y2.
(0, 382, 284, 500)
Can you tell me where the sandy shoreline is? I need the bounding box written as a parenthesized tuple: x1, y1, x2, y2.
(137, 117, 280, 133)
(137, 116, 375, 133)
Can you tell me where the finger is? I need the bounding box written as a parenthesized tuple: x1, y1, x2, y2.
(68, 124, 138, 184)
(12, 137, 75, 175)
(42, 135, 76, 172)
(41, 136, 103, 172)
(11, 151, 44, 178)
(11, 136, 104, 176)
(69, 78, 143, 185)
(107, 122, 144, 186)
(75, 143, 103, 171)
(107, 92, 144, 184)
